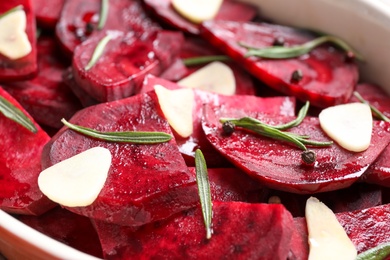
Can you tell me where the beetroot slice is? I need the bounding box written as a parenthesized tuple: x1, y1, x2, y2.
(202, 104, 390, 194)
(141, 75, 295, 167)
(177, 37, 256, 96)
(33, 0, 65, 29)
(56, 0, 160, 57)
(17, 207, 103, 258)
(94, 202, 294, 259)
(142, 0, 257, 35)
(41, 91, 198, 226)
(0, 0, 37, 81)
(0, 87, 55, 215)
(200, 21, 359, 108)
(72, 31, 183, 102)
(295, 203, 390, 254)
(188, 167, 268, 203)
(2, 37, 82, 129)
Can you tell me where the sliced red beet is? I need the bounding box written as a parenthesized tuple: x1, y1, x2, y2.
(94, 201, 294, 259)
(41, 91, 198, 226)
(295, 202, 390, 254)
(202, 104, 390, 194)
(0, 87, 55, 215)
(17, 207, 103, 258)
(72, 31, 183, 102)
(141, 75, 296, 167)
(2, 36, 82, 129)
(200, 21, 359, 108)
(142, 0, 257, 35)
(176, 37, 256, 96)
(0, 0, 37, 81)
(188, 167, 268, 203)
(56, 0, 160, 57)
(62, 68, 100, 107)
(33, 0, 65, 29)
(349, 83, 390, 118)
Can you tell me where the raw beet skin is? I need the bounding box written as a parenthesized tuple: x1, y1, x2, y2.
(72, 31, 184, 102)
(141, 75, 296, 167)
(202, 104, 390, 194)
(0, 87, 55, 215)
(56, 0, 160, 57)
(0, 0, 37, 81)
(2, 36, 82, 129)
(93, 202, 294, 259)
(200, 21, 359, 108)
(41, 91, 199, 226)
(142, 0, 258, 35)
(17, 207, 103, 258)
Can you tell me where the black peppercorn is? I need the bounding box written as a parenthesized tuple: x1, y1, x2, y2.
(301, 150, 316, 165)
(291, 70, 303, 83)
(273, 36, 285, 46)
(222, 121, 235, 135)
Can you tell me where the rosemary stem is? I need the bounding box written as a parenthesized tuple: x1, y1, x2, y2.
(353, 91, 390, 122)
(182, 55, 231, 66)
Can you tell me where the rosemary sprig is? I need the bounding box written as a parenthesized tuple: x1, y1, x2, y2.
(356, 242, 390, 260)
(0, 96, 37, 133)
(353, 91, 390, 122)
(182, 55, 231, 66)
(85, 34, 112, 71)
(0, 5, 23, 20)
(219, 102, 332, 164)
(195, 149, 213, 239)
(97, 0, 109, 30)
(61, 118, 172, 144)
(240, 35, 364, 61)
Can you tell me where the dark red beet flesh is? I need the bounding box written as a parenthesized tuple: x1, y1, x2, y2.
(141, 75, 296, 167)
(17, 207, 103, 258)
(202, 103, 390, 194)
(200, 21, 359, 108)
(41, 91, 198, 226)
(2, 37, 82, 129)
(0, 87, 55, 215)
(0, 0, 37, 81)
(56, 0, 160, 57)
(72, 31, 183, 102)
(94, 202, 294, 259)
(33, 0, 65, 29)
(142, 0, 258, 35)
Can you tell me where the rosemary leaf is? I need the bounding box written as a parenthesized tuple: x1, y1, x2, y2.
(356, 242, 390, 260)
(183, 55, 231, 66)
(353, 91, 390, 122)
(85, 34, 112, 71)
(0, 96, 37, 133)
(274, 101, 310, 130)
(195, 149, 213, 239)
(241, 35, 364, 61)
(61, 118, 172, 144)
(97, 0, 109, 30)
(0, 5, 23, 20)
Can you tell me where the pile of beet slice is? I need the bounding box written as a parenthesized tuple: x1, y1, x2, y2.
(1, 0, 390, 259)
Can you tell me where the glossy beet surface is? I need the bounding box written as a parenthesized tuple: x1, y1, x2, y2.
(41, 91, 198, 226)
(200, 21, 359, 108)
(0, 0, 37, 81)
(72, 31, 183, 102)
(202, 104, 390, 194)
(0, 87, 54, 215)
(94, 202, 294, 259)
(2, 37, 82, 129)
(143, 0, 257, 35)
(141, 75, 295, 167)
(56, 0, 160, 57)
